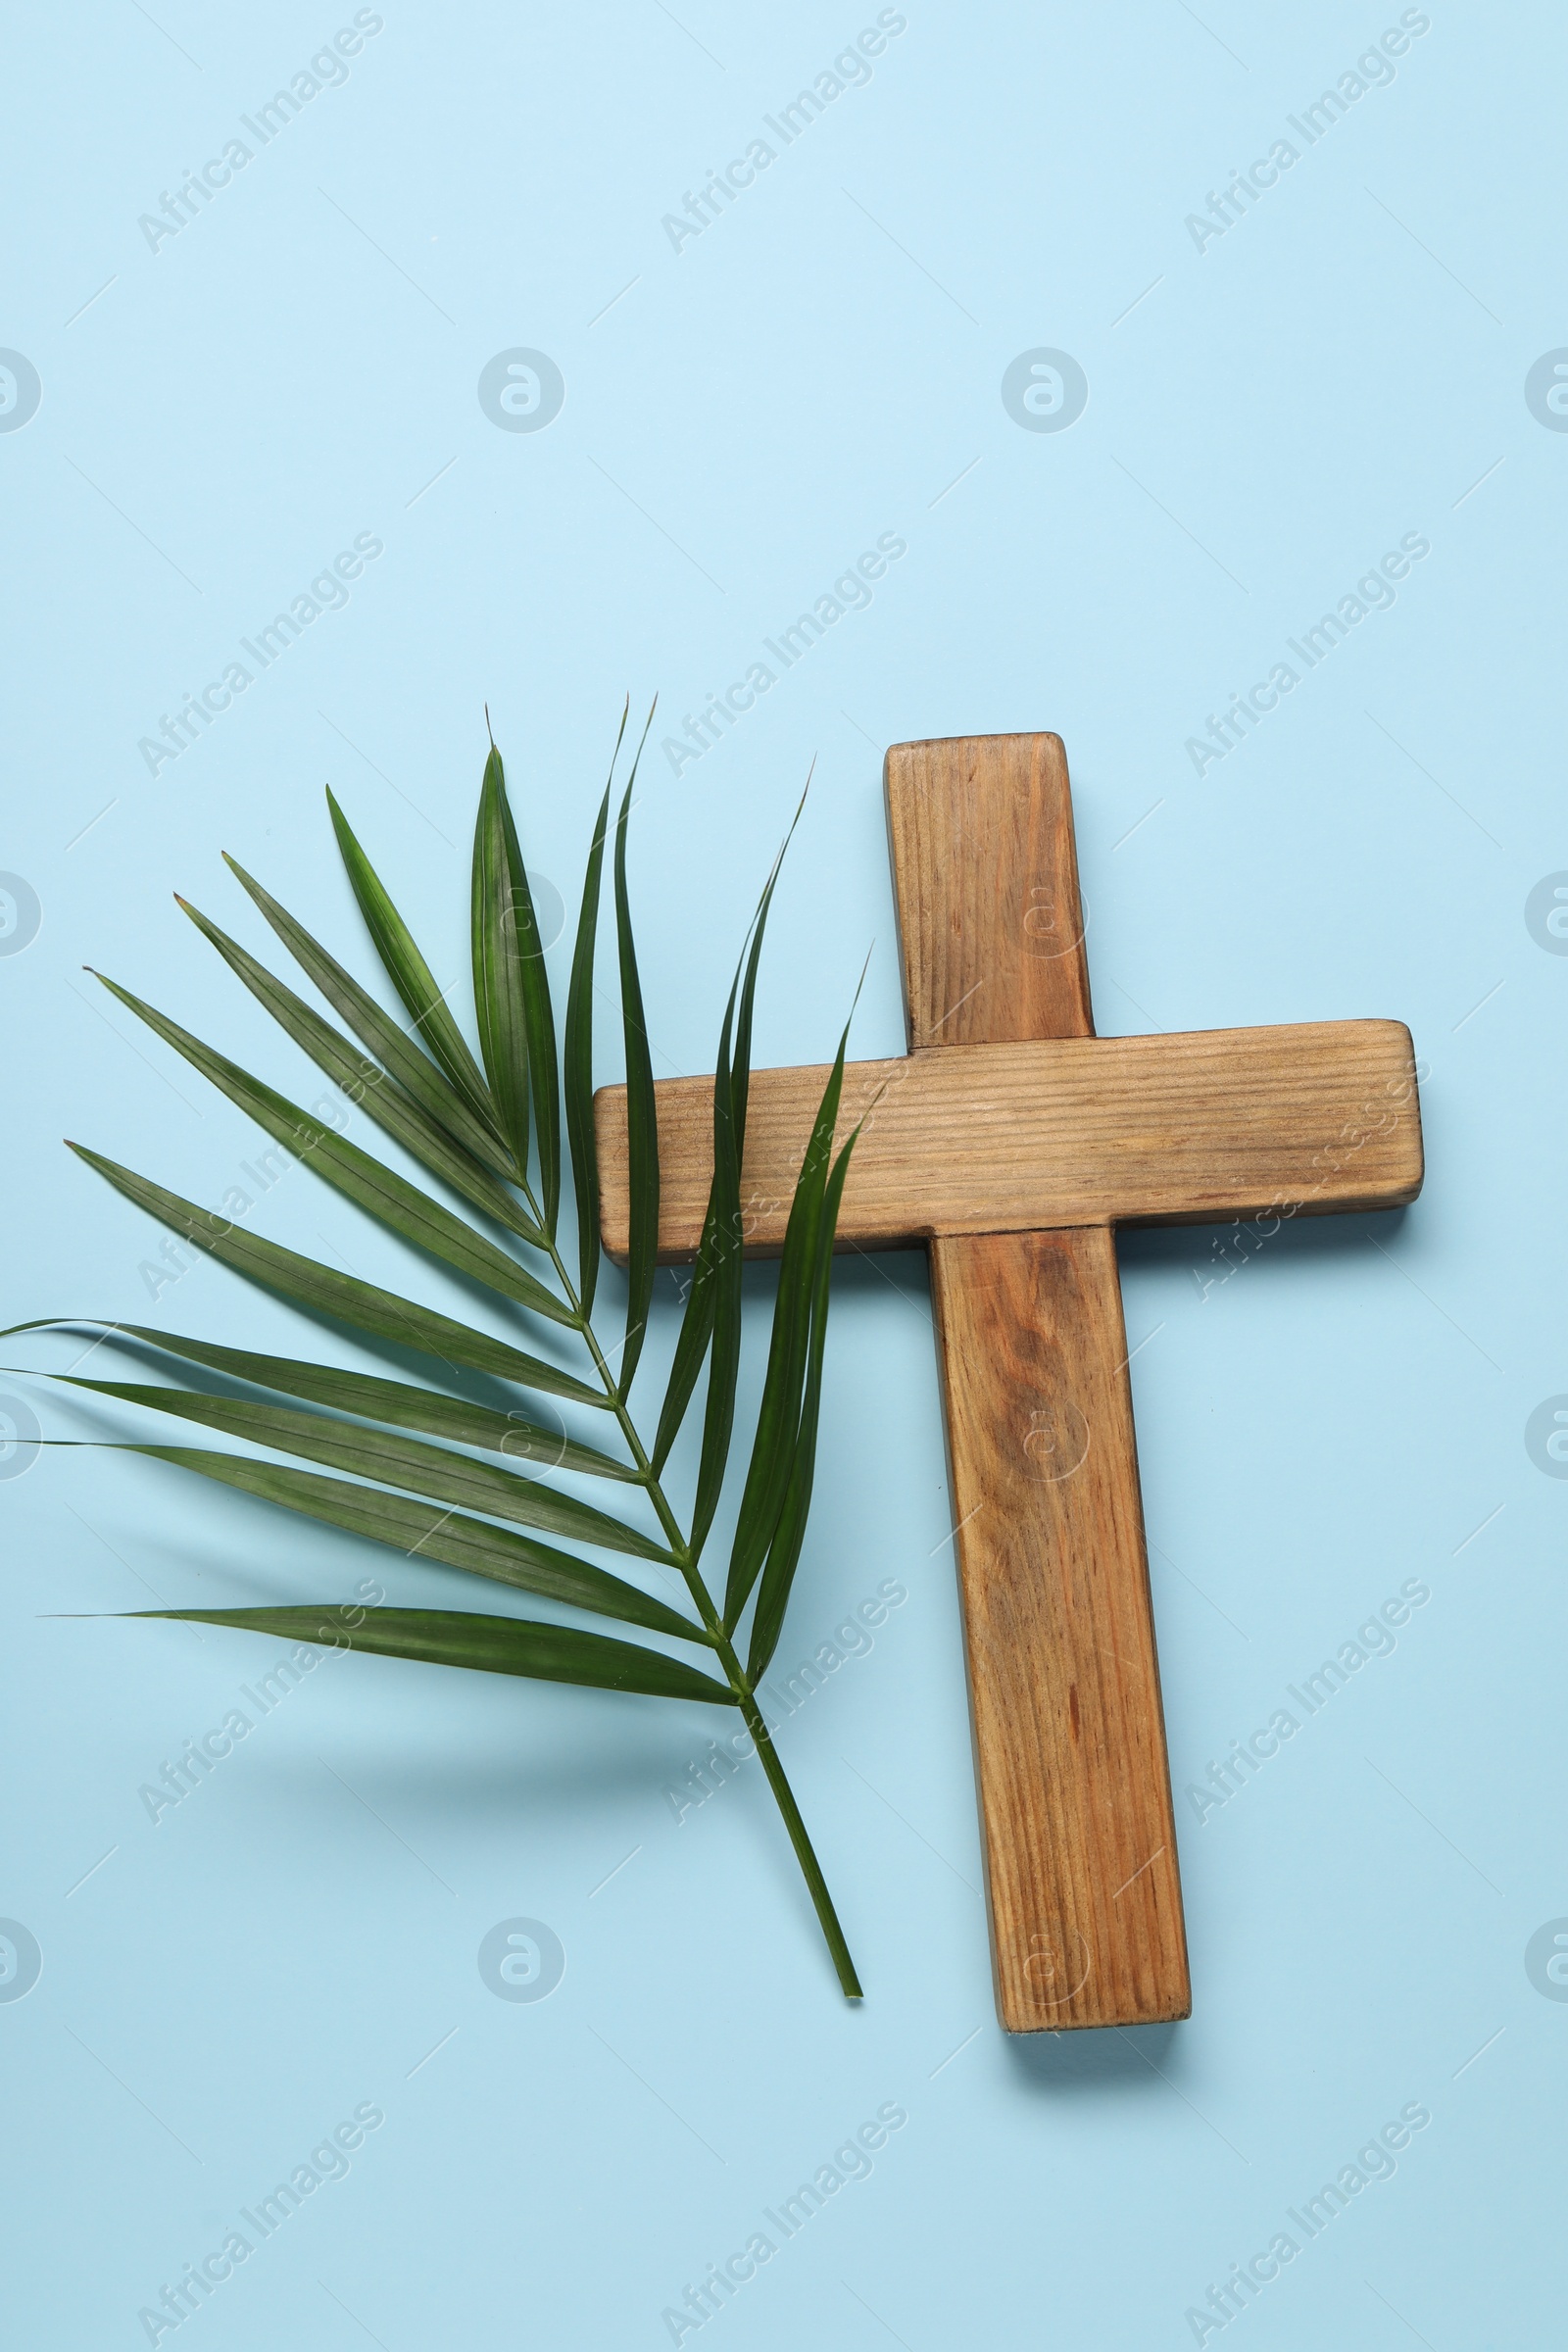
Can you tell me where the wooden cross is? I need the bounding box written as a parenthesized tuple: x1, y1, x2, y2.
(597, 735, 1423, 2031)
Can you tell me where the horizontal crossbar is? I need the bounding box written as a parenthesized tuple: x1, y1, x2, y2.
(595, 1018, 1423, 1261)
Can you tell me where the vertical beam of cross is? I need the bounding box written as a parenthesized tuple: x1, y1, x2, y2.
(597, 732, 1423, 2026)
(886, 734, 1190, 2031)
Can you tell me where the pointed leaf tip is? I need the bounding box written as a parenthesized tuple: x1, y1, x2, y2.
(123, 1605, 735, 1703)
(564, 728, 621, 1317)
(612, 748, 659, 1396)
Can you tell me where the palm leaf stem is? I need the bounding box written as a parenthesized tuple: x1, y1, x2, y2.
(517, 1162, 860, 1996)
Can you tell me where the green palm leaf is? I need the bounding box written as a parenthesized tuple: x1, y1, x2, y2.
(690, 980, 743, 1560)
(60, 1382, 667, 1561)
(564, 781, 612, 1316)
(45, 724, 870, 1999)
(326, 787, 495, 1128)
(471, 745, 534, 1175)
(126, 1605, 735, 1700)
(564, 707, 626, 1315)
(747, 1127, 858, 1679)
(176, 895, 543, 1245)
(723, 1007, 855, 1631)
(61, 1152, 606, 1406)
(91, 972, 572, 1326)
(26, 1324, 632, 1479)
(108, 1446, 696, 1639)
(693, 863, 787, 1554)
(498, 757, 562, 1238)
(651, 996, 731, 1479)
(731, 783, 807, 1140)
(658, 799, 803, 1505)
(222, 854, 515, 1178)
(612, 717, 659, 1396)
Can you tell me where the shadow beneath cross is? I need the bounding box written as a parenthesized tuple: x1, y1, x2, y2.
(1002, 2018, 1182, 2094)
(1115, 1200, 1413, 1289)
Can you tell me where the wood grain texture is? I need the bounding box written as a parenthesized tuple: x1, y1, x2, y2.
(884, 732, 1094, 1047)
(929, 1225, 1188, 2029)
(593, 728, 1424, 2033)
(594, 1021, 1423, 1261)
(888, 733, 1186, 2032)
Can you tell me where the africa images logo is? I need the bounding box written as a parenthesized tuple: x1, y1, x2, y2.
(477, 350, 565, 433)
(0, 351, 41, 432)
(1001, 349, 1088, 433)
(1525, 351, 1568, 430)
(0, 1920, 42, 2003)
(0, 873, 41, 955)
(1525, 1920, 1568, 2001)
(1525, 1396, 1568, 1477)
(477, 1918, 564, 2002)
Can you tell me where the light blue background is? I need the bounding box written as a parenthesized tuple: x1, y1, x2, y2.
(2, 3, 1562, 2344)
